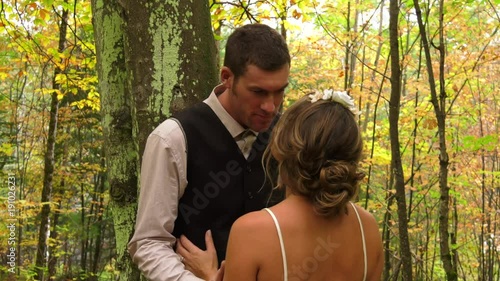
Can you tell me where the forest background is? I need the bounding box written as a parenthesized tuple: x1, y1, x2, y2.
(0, 0, 499, 280)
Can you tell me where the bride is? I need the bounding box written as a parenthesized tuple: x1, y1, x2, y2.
(178, 90, 384, 281)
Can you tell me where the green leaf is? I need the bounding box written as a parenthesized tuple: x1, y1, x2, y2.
(463, 134, 498, 151)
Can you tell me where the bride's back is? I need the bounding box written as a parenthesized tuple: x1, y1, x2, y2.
(252, 196, 382, 281)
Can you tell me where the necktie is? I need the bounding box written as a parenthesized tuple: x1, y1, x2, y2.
(238, 130, 257, 159)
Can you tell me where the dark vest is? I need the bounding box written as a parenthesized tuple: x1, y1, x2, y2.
(172, 102, 282, 262)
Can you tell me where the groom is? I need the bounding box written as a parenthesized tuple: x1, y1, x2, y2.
(128, 23, 290, 281)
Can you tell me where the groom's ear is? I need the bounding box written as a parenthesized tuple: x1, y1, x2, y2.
(220, 67, 234, 88)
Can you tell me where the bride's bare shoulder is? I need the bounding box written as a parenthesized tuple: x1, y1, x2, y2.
(228, 209, 278, 242)
(232, 209, 276, 230)
(350, 203, 379, 225)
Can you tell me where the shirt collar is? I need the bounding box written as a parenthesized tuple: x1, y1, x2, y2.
(203, 84, 250, 139)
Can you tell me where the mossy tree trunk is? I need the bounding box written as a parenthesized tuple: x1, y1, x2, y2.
(91, 0, 218, 280)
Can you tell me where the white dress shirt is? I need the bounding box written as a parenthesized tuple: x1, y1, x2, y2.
(128, 85, 256, 280)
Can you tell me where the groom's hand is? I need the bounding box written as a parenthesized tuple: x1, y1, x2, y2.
(213, 261, 225, 281)
(176, 230, 219, 280)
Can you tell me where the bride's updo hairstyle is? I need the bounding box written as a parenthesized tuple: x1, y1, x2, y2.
(266, 92, 364, 216)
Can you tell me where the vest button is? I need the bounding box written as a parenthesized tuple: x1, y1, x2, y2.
(246, 166, 252, 172)
(248, 192, 254, 199)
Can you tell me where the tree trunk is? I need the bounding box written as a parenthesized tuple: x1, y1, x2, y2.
(388, 0, 413, 280)
(91, 0, 217, 279)
(347, 0, 359, 91)
(48, 201, 61, 278)
(34, 5, 69, 280)
(34, 88, 59, 281)
(412, 0, 456, 279)
(91, 1, 140, 279)
(382, 190, 394, 280)
(344, 0, 351, 90)
(121, 0, 218, 156)
(91, 164, 106, 280)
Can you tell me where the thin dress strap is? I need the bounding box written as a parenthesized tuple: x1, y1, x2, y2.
(350, 202, 367, 281)
(263, 208, 288, 281)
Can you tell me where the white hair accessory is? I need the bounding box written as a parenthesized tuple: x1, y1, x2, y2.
(308, 89, 360, 115)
